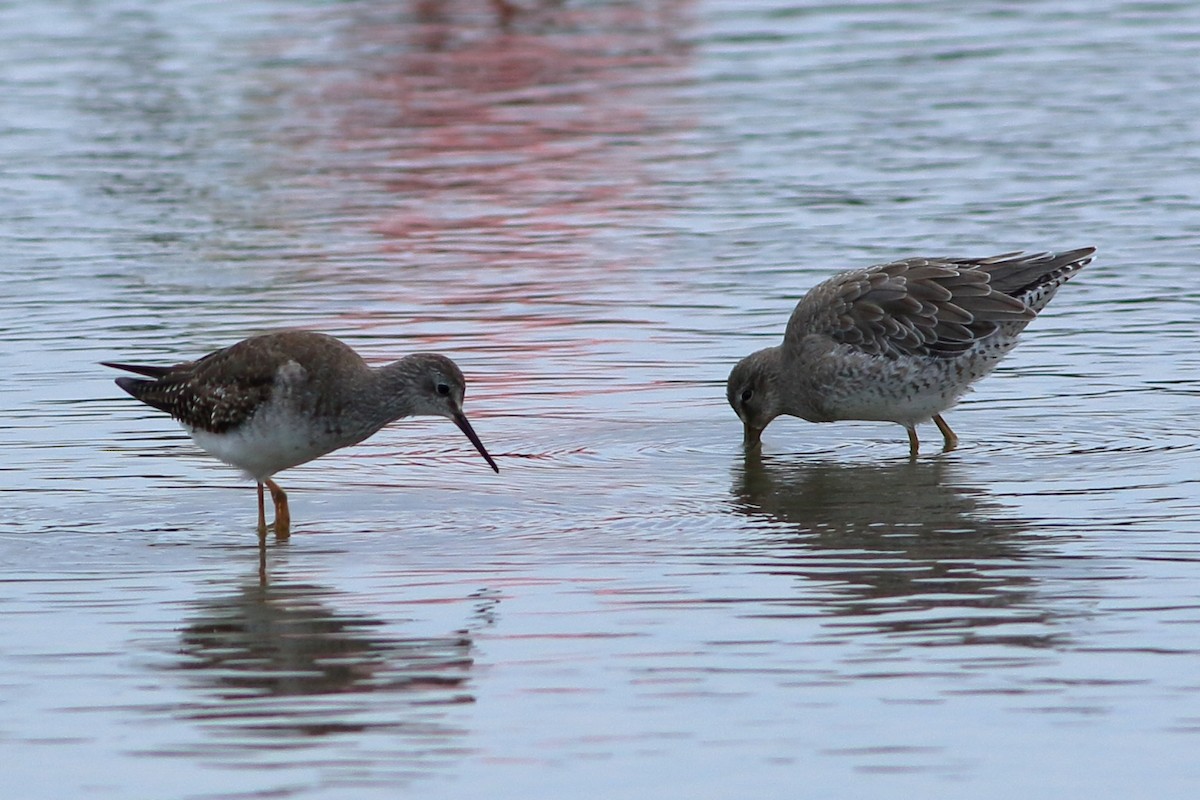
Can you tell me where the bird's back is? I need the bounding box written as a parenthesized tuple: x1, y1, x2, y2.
(106, 330, 368, 434)
(784, 248, 1094, 361)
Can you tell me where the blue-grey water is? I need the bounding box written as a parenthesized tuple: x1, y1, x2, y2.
(2, 1, 1199, 797)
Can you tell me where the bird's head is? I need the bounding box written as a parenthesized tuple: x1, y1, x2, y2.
(407, 354, 499, 473)
(726, 349, 785, 448)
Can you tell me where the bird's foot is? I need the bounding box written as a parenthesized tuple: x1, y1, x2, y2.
(933, 414, 958, 453)
(266, 478, 290, 540)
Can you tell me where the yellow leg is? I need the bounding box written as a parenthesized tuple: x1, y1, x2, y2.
(906, 426, 919, 459)
(256, 482, 268, 538)
(265, 478, 290, 539)
(933, 414, 958, 453)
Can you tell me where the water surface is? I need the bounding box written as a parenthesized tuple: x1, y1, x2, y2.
(2, 1, 1200, 798)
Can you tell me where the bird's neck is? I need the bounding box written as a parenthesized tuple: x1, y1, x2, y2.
(370, 357, 428, 421)
(764, 344, 826, 422)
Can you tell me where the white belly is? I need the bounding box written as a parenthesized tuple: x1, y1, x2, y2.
(188, 407, 365, 481)
(813, 345, 1011, 426)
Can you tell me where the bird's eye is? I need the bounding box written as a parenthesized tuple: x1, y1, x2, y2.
(740, 388, 753, 403)
(436, 383, 451, 397)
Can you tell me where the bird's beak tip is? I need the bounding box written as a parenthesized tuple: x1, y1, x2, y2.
(453, 411, 499, 474)
(743, 425, 763, 448)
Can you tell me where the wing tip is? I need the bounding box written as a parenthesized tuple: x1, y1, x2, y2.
(102, 361, 170, 378)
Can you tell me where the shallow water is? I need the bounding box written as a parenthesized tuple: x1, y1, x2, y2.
(2, 1, 1200, 797)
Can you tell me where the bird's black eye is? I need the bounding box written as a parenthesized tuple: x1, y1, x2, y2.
(740, 388, 753, 403)
(436, 383, 451, 397)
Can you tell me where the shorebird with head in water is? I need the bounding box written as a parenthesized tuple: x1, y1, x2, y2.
(727, 248, 1095, 457)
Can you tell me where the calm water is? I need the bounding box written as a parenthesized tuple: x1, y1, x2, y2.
(2, 0, 1199, 797)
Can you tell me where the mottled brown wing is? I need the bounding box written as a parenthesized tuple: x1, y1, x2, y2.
(109, 339, 290, 433)
(784, 257, 1035, 359)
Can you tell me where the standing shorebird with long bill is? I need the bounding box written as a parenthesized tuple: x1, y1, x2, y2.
(105, 330, 499, 536)
(727, 248, 1095, 457)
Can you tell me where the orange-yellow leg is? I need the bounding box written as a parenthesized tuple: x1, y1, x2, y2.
(933, 414, 958, 453)
(906, 426, 920, 459)
(265, 478, 290, 539)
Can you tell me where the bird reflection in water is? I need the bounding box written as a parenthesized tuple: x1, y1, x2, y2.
(733, 452, 1062, 647)
(173, 572, 497, 746)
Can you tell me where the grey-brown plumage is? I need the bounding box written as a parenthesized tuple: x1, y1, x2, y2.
(105, 330, 499, 536)
(106, 338, 286, 434)
(727, 247, 1095, 456)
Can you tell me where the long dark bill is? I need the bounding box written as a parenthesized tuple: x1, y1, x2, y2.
(453, 412, 499, 473)
(743, 423, 763, 448)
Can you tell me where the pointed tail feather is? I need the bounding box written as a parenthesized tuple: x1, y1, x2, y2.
(112, 375, 151, 398)
(974, 247, 1095, 298)
(102, 361, 171, 378)
(1011, 247, 1094, 314)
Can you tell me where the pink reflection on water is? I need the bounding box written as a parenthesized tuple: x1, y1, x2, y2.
(313, 0, 696, 267)
(263, 2, 699, 413)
